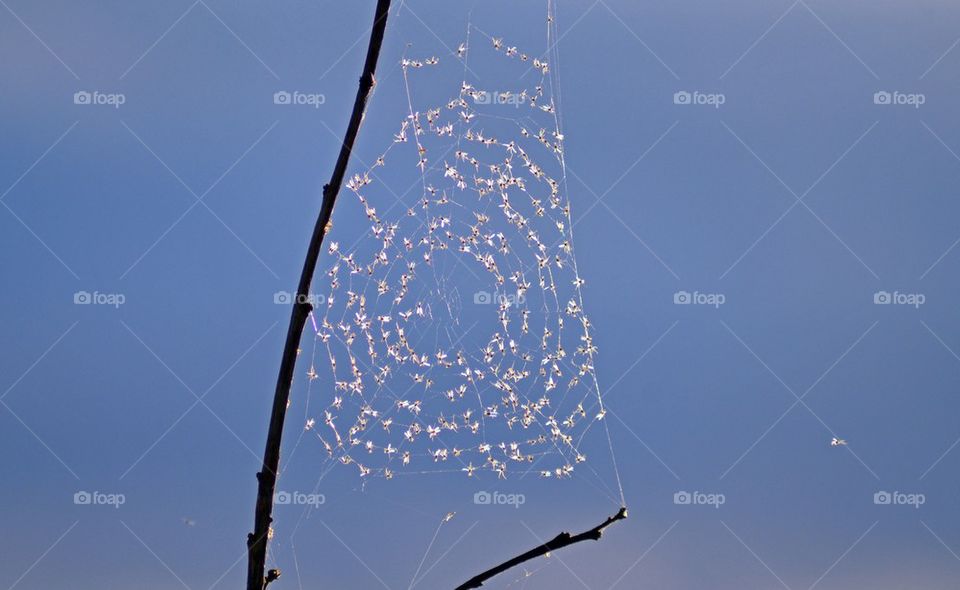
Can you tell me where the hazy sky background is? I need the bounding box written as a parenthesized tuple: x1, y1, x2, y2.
(2, 1, 960, 588)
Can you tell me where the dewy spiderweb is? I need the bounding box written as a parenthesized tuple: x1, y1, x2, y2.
(292, 4, 623, 504)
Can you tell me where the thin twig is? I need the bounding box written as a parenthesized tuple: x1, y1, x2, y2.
(246, 2, 392, 589)
(454, 507, 628, 590)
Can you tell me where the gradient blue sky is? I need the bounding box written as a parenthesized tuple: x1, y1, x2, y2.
(3, 1, 960, 589)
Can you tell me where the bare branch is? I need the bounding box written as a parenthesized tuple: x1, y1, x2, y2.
(455, 507, 628, 590)
(246, 2, 392, 589)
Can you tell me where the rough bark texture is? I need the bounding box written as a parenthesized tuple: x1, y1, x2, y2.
(245, 2, 392, 588)
(454, 507, 629, 590)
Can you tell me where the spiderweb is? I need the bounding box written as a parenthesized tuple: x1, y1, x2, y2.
(283, 6, 624, 498)
(266, 3, 627, 587)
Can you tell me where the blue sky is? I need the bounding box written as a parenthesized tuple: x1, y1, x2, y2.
(2, 1, 960, 589)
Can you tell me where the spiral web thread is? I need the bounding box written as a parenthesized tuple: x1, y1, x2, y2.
(283, 2, 624, 509)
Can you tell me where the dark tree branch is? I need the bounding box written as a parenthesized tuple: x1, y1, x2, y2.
(454, 507, 628, 590)
(246, 2, 392, 589)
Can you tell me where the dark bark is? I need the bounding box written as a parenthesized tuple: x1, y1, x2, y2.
(245, 2, 392, 589)
(454, 507, 628, 590)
